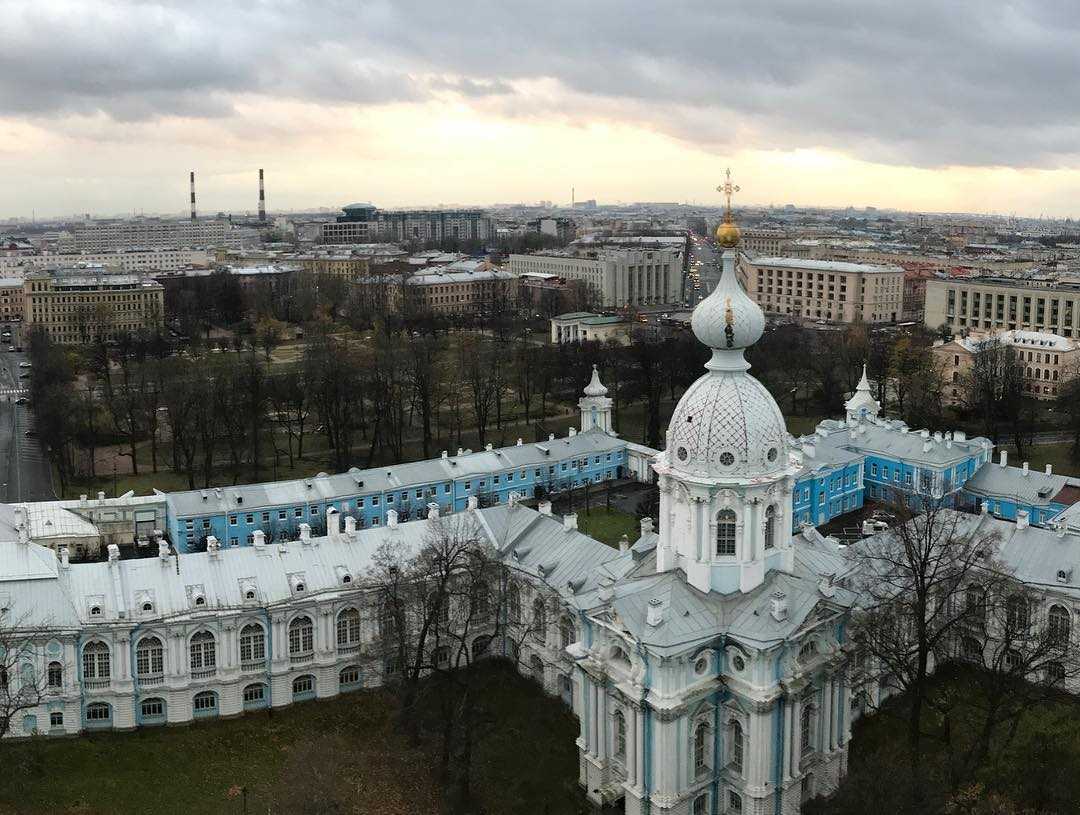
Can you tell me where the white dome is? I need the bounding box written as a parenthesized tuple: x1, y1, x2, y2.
(691, 253, 764, 354)
(666, 370, 789, 479)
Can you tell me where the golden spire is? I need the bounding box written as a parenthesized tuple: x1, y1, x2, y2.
(715, 167, 741, 248)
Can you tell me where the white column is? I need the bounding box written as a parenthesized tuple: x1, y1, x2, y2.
(782, 697, 794, 782)
(825, 678, 835, 751)
(578, 675, 589, 750)
(790, 696, 803, 775)
(591, 682, 600, 758)
(636, 707, 646, 790)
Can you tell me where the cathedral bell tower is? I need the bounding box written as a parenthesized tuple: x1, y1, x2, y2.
(579, 365, 614, 434)
(652, 171, 797, 594)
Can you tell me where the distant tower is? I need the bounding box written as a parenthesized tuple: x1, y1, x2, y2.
(578, 365, 613, 434)
(258, 169, 266, 222)
(189, 171, 196, 221)
(571, 186, 575, 209)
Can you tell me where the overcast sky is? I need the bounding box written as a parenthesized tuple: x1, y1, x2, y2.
(3, 0, 1080, 219)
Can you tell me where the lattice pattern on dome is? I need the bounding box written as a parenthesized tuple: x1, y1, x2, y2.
(666, 372, 788, 478)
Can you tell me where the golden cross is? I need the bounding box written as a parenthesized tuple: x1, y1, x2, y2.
(716, 168, 739, 217)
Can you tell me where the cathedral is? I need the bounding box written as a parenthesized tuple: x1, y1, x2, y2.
(568, 208, 855, 815)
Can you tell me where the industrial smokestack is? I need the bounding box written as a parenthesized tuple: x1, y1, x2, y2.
(258, 168, 266, 222)
(189, 171, 196, 221)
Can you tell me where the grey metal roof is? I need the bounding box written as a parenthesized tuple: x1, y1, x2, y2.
(964, 463, 1078, 507)
(167, 430, 625, 517)
(793, 417, 990, 470)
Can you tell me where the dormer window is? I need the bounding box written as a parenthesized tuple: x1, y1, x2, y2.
(195, 596, 205, 607)
(296, 583, 305, 593)
(245, 590, 256, 600)
(142, 602, 153, 613)
(342, 575, 352, 584)
(90, 605, 101, 617)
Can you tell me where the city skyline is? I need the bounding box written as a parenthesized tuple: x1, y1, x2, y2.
(4, 1, 1080, 220)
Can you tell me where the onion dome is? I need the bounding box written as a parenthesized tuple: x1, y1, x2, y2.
(715, 216, 741, 248)
(583, 364, 608, 397)
(690, 252, 764, 365)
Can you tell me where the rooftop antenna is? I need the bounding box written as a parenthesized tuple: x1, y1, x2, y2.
(258, 169, 266, 223)
(189, 171, 196, 221)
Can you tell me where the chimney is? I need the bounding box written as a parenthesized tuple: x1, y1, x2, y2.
(206, 536, 220, 557)
(507, 491, 521, 507)
(954, 430, 967, 441)
(640, 517, 654, 537)
(467, 495, 479, 510)
(999, 450, 1008, 468)
(981, 501, 989, 514)
(299, 523, 312, 543)
(484, 443, 493, 451)
(60, 546, 70, 569)
(189, 170, 196, 221)
(326, 507, 339, 538)
(441, 451, 448, 459)
(568, 427, 577, 437)
(387, 509, 398, 529)
(563, 512, 578, 532)
(537, 500, 552, 516)
(922, 440, 932, 453)
(598, 578, 614, 603)
(769, 592, 788, 622)
(258, 168, 266, 222)
(1046, 464, 1054, 475)
(427, 502, 440, 520)
(79, 494, 88, 507)
(646, 598, 663, 627)
(517, 438, 523, 446)
(107, 544, 120, 565)
(1022, 462, 1029, 477)
(344, 517, 357, 535)
(1017, 510, 1030, 530)
(97, 491, 106, 503)
(548, 433, 555, 441)
(457, 447, 464, 456)
(158, 539, 170, 561)
(619, 534, 630, 553)
(253, 530, 266, 550)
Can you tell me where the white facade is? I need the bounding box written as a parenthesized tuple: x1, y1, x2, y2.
(511, 246, 683, 307)
(0, 249, 211, 274)
(72, 220, 229, 251)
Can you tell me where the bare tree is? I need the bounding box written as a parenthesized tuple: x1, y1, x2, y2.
(0, 615, 53, 739)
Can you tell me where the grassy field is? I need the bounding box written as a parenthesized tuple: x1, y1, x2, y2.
(808, 666, 1080, 815)
(1000, 442, 1080, 478)
(574, 507, 641, 548)
(0, 664, 589, 815)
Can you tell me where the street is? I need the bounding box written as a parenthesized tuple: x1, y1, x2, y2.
(0, 323, 54, 502)
(686, 233, 719, 306)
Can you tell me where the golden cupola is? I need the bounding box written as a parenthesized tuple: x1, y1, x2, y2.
(715, 168, 741, 248)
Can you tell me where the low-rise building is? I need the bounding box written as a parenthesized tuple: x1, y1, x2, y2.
(400, 261, 517, 315)
(0, 277, 23, 321)
(742, 256, 905, 324)
(934, 330, 1079, 402)
(549, 312, 632, 345)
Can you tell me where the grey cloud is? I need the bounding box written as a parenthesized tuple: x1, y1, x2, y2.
(2, 0, 1080, 168)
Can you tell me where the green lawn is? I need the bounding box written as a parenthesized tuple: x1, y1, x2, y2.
(809, 666, 1080, 815)
(0, 663, 589, 815)
(1000, 442, 1080, 478)
(575, 507, 641, 548)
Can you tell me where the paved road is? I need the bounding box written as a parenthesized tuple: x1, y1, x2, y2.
(0, 324, 55, 502)
(686, 234, 719, 306)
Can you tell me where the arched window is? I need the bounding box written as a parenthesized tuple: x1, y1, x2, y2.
(292, 675, 315, 699)
(1006, 595, 1030, 632)
(339, 665, 362, 689)
(693, 793, 708, 815)
(429, 592, 449, 626)
(466, 635, 488, 662)
(693, 722, 710, 776)
(508, 585, 521, 623)
(532, 598, 547, 640)
(798, 640, 817, 662)
(289, 616, 314, 656)
(1046, 661, 1066, 684)
(1004, 648, 1022, 671)
(962, 637, 982, 661)
(337, 608, 362, 648)
(965, 586, 987, 623)
(801, 698, 816, 753)
(730, 720, 744, 774)
(379, 602, 397, 642)
(716, 509, 736, 556)
(140, 697, 165, 721)
(192, 691, 218, 716)
(613, 709, 627, 759)
(47, 662, 63, 689)
(764, 504, 777, 550)
(85, 702, 111, 723)
(559, 617, 576, 649)
(728, 790, 743, 813)
(239, 624, 266, 665)
(529, 654, 544, 683)
(82, 641, 110, 681)
(242, 683, 267, 709)
(135, 636, 164, 678)
(1049, 605, 1071, 645)
(472, 581, 491, 619)
(189, 631, 216, 672)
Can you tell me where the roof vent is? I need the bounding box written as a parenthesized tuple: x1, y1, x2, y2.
(1058, 568, 1072, 584)
(769, 592, 788, 622)
(646, 598, 664, 627)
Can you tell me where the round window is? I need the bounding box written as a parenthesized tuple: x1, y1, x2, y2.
(767, 447, 778, 462)
(732, 655, 746, 672)
(719, 451, 735, 467)
(694, 656, 709, 675)
(676, 446, 689, 462)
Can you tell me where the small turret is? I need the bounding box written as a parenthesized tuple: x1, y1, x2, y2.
(578, 364, 614, 434)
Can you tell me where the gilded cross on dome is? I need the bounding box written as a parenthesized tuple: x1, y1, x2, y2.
(716, 168, 739, 218)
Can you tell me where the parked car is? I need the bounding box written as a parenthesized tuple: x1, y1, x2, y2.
(18, 362, 31, 368)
